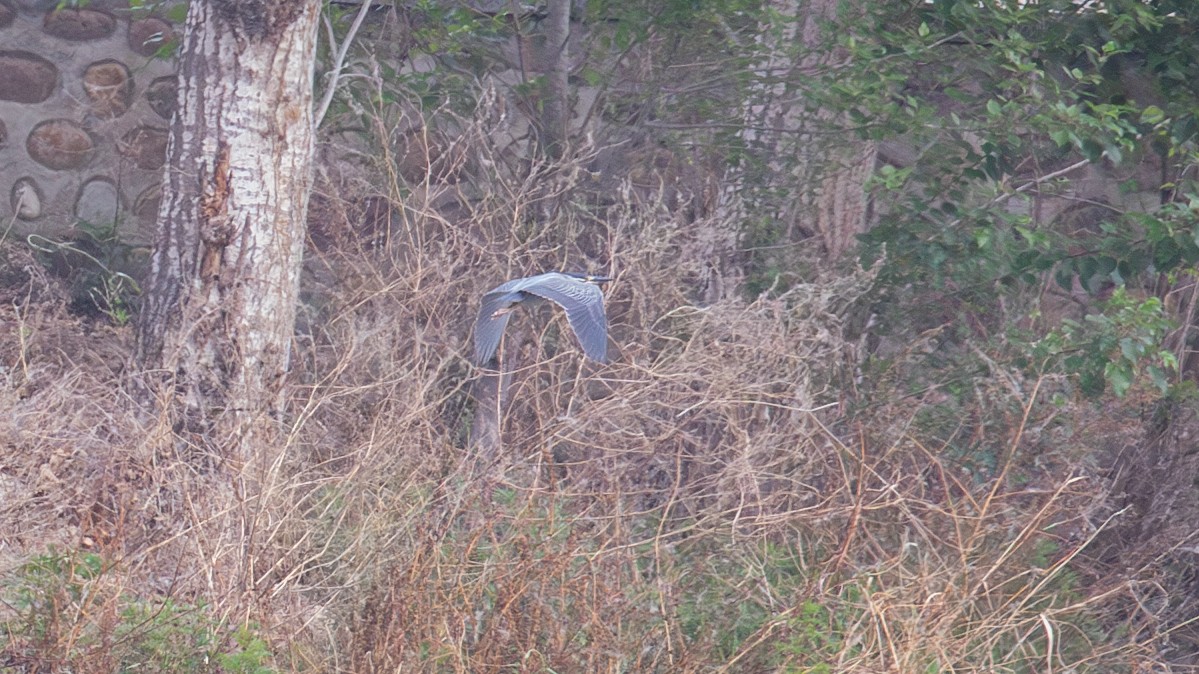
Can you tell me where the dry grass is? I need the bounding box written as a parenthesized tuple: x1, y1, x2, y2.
(0, 103, 1185, 673)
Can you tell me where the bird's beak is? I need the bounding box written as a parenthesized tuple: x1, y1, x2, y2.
(587, 275, 613, 284)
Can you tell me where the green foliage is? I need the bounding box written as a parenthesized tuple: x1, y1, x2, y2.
(408, 0, 508, 54)
(834, 0, 1199, 407)
(315, 0, 490, 134)
(774, 598, 858, 673)
(0, 547, 277, 673)
(586, 0, 760, 50)
(216, 627, 277, 674)
(28, 219, 143, 326)
(4, 547, 105, 646)
(1036, 287, 1176, 397)
(672, 539, 831, 664)
(859, 1, 1197, 238)
(116, 600, 219, 673)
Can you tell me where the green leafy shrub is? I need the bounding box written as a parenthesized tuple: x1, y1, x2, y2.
(0, 547, 276, 673)
(1035, 287, 1176, 396)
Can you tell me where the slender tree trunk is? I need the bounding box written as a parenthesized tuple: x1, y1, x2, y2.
(792, 0, 875, 257)
(539, 0, 572, 159)
(713, 0, 875, 274)
(133, 0, 321, 609)
(707, 0, 807, 301)
(136, 0, 321, 453)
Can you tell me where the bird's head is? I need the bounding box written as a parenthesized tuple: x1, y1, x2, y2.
(563, 271, 613, 285)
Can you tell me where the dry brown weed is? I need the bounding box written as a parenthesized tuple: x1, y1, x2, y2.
(0, 98, 1183, 673)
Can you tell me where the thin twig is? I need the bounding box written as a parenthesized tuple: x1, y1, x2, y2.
(314, 0, 375, 129)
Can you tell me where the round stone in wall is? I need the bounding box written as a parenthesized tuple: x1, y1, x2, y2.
(43, 7, 117, 41)
(128, 17, 175, 56)
(145, 76, 177, 119)
(83, 60, 134, 118)
(75, 177, 121, 226)
(119, 126, 169, 170)
(0, 51, 58, 104)
(27, 119, 96, 170)
(11, 178, 43, 220)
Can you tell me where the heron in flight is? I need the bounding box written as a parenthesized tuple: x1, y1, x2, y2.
(474, 272, 612, 365)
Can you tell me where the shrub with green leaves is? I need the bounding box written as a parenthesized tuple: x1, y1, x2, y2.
(0, 547, 276, 673)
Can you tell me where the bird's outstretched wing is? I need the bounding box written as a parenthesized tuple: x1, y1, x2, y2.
(474, 289, 522, 364)
(521, 275, 609, 362)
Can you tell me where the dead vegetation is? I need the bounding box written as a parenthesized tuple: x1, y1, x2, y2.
(0, 98, 1191, 673)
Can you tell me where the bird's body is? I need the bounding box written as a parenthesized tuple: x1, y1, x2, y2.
(474, 272, 612, 364)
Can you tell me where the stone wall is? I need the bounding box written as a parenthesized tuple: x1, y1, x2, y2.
(0, 0, 177, 246)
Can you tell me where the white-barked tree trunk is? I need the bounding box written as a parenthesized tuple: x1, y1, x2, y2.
(137, 0, 321, 456)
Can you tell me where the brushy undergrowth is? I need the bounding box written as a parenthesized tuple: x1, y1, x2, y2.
(0, 547, 273, 673)
(0, 95, 1181, 673)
